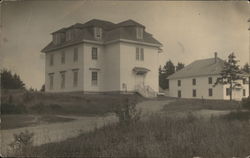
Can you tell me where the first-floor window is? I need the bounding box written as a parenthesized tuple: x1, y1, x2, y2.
(60, 72, 66, 89)
(49, 73, 54, 90)
(226, 88, 230, 96)
(208, 88, 213, 97)
(73, 70, 78, 87)
(193, 89, 196, 97)
(178, 90, 181, 98)
(91, 71, 98, 86)
(243, 89, 246, 96)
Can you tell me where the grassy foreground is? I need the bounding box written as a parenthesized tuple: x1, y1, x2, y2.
(17, 113, 250, 158)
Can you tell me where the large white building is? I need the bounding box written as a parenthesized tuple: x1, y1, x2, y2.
(168, 53, 249, 100)
(41, 19, 162, 97)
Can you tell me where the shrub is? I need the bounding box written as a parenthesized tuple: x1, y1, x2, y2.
(9, 130, 34, 156)
(1, 103, 27, 114)
(242, 97, 250, 110)
(115, 97, 141, 125)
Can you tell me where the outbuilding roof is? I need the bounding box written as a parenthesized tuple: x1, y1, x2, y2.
(168, 57, 225, 79)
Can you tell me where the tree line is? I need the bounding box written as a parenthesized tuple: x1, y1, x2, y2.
(159, 61, 185, 90)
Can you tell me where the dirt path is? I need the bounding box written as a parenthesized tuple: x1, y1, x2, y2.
(1, 114, 118, 156)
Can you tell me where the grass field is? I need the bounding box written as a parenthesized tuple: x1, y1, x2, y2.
(1, 114, 75, 130)
(16, 113, 250, 158)
(1, 89, 143, 116)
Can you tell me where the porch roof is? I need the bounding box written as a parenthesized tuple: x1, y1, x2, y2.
(133, 67, 150, 74)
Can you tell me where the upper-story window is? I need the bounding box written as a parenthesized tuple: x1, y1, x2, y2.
(178, 80, 181, 87)
(92, 47, 98, 60)
(66, 29, 73, 41)
(136, 27, 143, 39)
(192, 78, 196, 85)
(61, 51, 65, 64)
(243, 78, 247, 85)
(208, 77, 213, 84)
(50, 54, 54, 66)
(136, 47, 144, 61)
(94, 27, 102, 40)
(53, 34, 61, 45)
(74, 47, 78, 62)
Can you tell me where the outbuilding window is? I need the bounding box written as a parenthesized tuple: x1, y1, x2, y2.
(193, 89, 196, 97)
(208, 88, 213, 97)
(178, 80, 181, 87)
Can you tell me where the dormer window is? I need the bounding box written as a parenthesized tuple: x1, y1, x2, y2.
(66, 29, 73, 41)
(94, 27, 102, 40)
(53, 34, 61, 45)
(136, 27, 143, 39)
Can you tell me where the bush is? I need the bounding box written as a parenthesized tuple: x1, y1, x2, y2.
(9, 130, 34, 156)
(1, 103, 27, 114)
(242, 97, 250, 110)
(115, 98, 141, 125)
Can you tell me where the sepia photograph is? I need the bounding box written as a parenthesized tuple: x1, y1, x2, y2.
(0, 0, 250, 157)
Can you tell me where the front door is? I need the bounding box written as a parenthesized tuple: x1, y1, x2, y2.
(135, 74, 145, 87)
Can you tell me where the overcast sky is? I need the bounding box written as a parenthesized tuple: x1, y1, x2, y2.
(0, 1, 249, 89)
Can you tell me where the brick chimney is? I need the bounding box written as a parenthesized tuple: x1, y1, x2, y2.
(214, 52, 218, 63)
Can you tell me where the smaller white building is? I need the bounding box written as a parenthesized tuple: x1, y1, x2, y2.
(168, 53, 249, 100)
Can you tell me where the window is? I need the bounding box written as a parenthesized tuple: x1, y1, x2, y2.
(74, 48, 78, 62)
(136, 47, 144, 61)
(140, 48, 144, 61)
(136, 48, 140, 60)
(94, 27, 102, 40)
(73, 70, 78, 87)
(92, 47, 98, 60)
(193, 89, 196, 97)
(91, 71, 98, 86)
(61, 51, 65, 64)
(136, 27, 143, 39)
(49, 73, 54, 90)
(50, 54, 54, 66)
(192, 78, 196, 85)
(60, 72, 66, 89)
(243, 89, 246, 96)
(53, 34, 61, 45)
(66, 29, 73, 41)
(178, 90, 181, 98)
(243, 78, 247, 85)
(208, 77, 213, 84)
(226, 88, 230, 96)
(178, 80, 181, 87)
(208, 88, 213, 97)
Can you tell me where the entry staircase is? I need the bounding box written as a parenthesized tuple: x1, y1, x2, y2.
(135, 84, 157, 98)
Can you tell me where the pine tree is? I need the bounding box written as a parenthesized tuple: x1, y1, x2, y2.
(159, 60, 175, 89)
(0, 69, 26, 89)
(176, 62, 185, 71)
(214, 53, 243, 101)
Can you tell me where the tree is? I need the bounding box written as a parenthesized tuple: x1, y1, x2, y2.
(159, 60, 175, 89)
(214, 53, 243, 101)
(242, 63, 250, 73)
(0, 69, 25, 89)
(176, 62, 185, 71)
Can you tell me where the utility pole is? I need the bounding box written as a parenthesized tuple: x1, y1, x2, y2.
(248, 18, 250, 97)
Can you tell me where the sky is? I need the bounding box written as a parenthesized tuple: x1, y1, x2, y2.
(0, 1, 249, 89)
